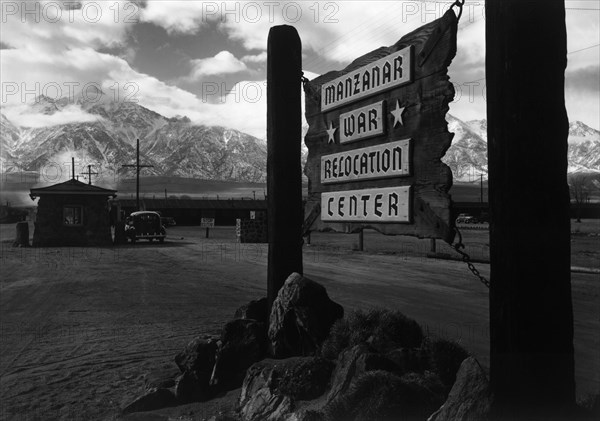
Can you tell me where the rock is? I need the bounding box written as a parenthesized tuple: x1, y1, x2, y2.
(211, 319, 267, 390)
(175, 370, 213, 403)
(401, 371, 447, 404)
(122, 388, 177, 414)
(274, 357, 335, 401)
(426, 338, 470, 388)
(241, 387, 293, 421)
(323, 370, 442, 421)
(173, 336, 217, 401)
(143, 366, 180, 392)
(240, 357, 334, 421)
(175, 336, 218, 376)
(326, 344, 398, 404)
(427, 357, 492, 421)
(284, 409, 325, 421)
(235, 297, 268, 323)
(269, 273, 343, 358)
(207, 415, 241, 421)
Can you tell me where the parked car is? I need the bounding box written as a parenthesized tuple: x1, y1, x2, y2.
(456, 213, 478, 224)
(125, 211, 166, 243)
(161, 217, 176, 227)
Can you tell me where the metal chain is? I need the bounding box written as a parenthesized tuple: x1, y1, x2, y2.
(451, 226, 490, 288)
(453, 0, 466, 22)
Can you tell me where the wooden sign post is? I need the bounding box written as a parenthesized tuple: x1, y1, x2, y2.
(303, 10, 458, 242)
(486, 1, 575, 418)
(267, 25, 303, 310)
(201, 217, 215, 238)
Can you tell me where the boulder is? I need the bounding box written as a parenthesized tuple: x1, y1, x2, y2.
(241, 387, 293, 421)
(235, 297, 268, 323)
(175, 370, 213, 403)
(284, 409, 325, 421)
(240, 357, 333, 421)
(174, 336, 218, 376)
(143, 366, 180, 392)
(269, 273, 343, 358)
(323, 370, 442, 421)
(326, 343, 398, 404)
(401, 371, 447, 404)
(173, 336, 217, 401)
(122, 388, 177, 414)
(211, 319, 267, 390)
(427, 357, 492, 421)
(426, 339, 470, 388)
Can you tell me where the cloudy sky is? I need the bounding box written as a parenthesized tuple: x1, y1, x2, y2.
(1, 0, 598, 138)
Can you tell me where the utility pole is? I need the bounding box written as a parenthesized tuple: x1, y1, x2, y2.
(122, 139, 153, 211)
(480, 173, 484, 203)
(81, 165, 98, 185)
(71, 157, 76, 180)
(486, 1, 575, 419)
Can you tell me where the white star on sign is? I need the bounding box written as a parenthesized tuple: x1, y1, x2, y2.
(326, 121, 337, 143)
(390, 100, 405, 127)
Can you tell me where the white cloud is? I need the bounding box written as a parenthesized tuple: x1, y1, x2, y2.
(188, 51, 248, 79)
(0, 1, 136, 52)
(2, 0, 598, 137)
(140, 1, 211, 34)
(3, 104, 103, 128)
(0, 44, 266, 138)
(241, 52, 267, 64)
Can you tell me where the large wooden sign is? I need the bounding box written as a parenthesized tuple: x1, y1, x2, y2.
(303, 10, 458, 242)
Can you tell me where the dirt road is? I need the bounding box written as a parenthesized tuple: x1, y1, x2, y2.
(0, 226, 598, 420)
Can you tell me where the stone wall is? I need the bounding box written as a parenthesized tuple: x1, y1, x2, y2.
(238, 212, 268, 243)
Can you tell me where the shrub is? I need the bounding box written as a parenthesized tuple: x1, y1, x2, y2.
(320, 308, 423, 360)
(425, 338, 469, 388)
(323, 370, 441, 421)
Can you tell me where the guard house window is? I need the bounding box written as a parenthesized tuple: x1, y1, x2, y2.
(63, 206, 83, 226)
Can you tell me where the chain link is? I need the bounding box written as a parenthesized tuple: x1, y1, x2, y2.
(451, 226, 490, 288)
(453, 0, 466, 22)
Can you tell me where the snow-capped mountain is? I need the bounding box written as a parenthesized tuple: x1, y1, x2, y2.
(1, 95, 267, 183)
(2, 94, 598, 185)
(443, 115, 489, 182)
(443, 117, 600, 182)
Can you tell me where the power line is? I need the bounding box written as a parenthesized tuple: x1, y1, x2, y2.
(453, 43, 599, 86)
(568, 43, 600, 55)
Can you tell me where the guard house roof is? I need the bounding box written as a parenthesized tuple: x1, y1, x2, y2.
(114, 198, 266, 210)
(30, 179, 117, 199)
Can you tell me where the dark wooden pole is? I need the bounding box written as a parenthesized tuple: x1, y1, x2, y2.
(136, 138, 140, 211)
(486, 1, 575, 418)
(267, 25, 303, 309)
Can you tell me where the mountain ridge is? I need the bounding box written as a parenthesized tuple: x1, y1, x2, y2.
(1, 97, 267, 183)
(2, 96, 599, 184)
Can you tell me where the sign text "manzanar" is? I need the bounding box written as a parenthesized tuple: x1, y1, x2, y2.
(321, 46, 413, 112)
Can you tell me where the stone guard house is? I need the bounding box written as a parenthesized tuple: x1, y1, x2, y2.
(30, 179, 117, 247)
